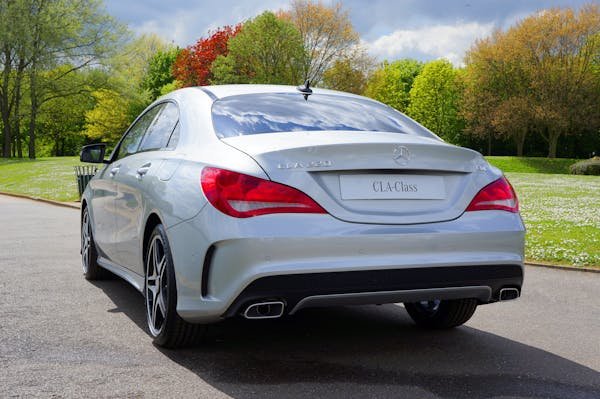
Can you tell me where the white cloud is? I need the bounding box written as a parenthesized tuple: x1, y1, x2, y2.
(364, 21, 494, 66)
(127, 0, 288, 46)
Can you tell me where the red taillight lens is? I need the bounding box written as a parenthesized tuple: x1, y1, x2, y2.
(201, 167, 327, 218)
(466, 177, 519, 213)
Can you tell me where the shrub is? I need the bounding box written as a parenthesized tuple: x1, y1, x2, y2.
(569, 157, 600, 175)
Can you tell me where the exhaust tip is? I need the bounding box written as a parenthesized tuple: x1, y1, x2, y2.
(499, 288, 520, 301)
(243, 301, 285, 319)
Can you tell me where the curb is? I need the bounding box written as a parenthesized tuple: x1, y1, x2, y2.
(0, 191, 80, 209)
(525, 262, 600, 274)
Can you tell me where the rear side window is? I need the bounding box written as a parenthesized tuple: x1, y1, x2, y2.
(116, 105, 162, 160)
(138, 102, 179, 152)
(211, 93, 437, 139)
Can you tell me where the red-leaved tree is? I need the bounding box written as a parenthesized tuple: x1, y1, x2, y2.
(173, 25, 241, 87)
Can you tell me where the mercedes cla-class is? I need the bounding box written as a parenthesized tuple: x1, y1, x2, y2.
(80, 84, 525, 348)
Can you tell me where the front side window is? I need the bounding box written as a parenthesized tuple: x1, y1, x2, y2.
(138, 102, 179, 152)
(211, 93, 438, 139)
(116, 105, 162, 161)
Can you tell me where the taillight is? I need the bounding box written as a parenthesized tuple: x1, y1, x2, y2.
(466, 177, 519, 213)
(201, 167, 327, 218)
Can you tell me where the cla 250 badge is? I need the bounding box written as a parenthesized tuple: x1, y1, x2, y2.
(277, 160, 333, 169)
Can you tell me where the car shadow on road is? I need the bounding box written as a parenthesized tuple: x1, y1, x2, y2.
(92, 278, 600, 399)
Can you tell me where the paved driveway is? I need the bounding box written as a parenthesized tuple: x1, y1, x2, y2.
(0, 194, 598, 398)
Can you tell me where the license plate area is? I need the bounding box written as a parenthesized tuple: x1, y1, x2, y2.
(339, 174, 446, 200)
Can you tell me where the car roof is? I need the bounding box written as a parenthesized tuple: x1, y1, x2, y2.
(192, 84, 364, 101)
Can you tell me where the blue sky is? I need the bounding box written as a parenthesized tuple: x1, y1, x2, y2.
(104, 0, 592, 65)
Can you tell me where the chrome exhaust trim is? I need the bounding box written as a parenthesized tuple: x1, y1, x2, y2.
(499, 288, 520, 301)
(243, 301, 285, 319)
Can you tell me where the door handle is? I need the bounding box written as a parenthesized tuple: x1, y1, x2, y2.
(109, 166, 120, 177)
(136, 163, 152, 178)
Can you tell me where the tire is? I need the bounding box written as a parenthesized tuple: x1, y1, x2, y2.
(81, 207, 107, 280)
(404, 298, 478, 329)
(144, 224, 205, 348)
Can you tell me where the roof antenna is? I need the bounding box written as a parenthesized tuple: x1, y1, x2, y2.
(296, 79, 312, 101)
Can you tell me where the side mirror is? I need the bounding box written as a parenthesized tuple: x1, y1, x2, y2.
(80, 143, 107, 164)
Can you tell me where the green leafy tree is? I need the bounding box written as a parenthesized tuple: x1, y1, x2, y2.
(34, 66, 107, 156)
(211, 11, 306, 85)
(142, 47, 180, 101)
(84, 34, 173, 145)
(84, 89, 132, 144)
(407, 59, 463, 142)
(364, 59, 423, 112)
(0, 0, 124, 158)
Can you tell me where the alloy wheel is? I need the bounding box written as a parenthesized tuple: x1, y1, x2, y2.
(81, 210, 91, 274)
(145, 235, 169, 337)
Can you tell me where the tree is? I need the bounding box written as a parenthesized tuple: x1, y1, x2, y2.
(84, 89, 132, 144)
(172, 25, 239, 87)
(36, 86, 93, 156)
(142, 47, 180, 100)
(210, 11, 306, 85)
(0, 0, 123, 158)
(364, 59, 423, 112)
(280, 0, 360, 84)
(463, 5, 600, 158)
(407, 59, 463, 142)
(321, 58, 367, 94)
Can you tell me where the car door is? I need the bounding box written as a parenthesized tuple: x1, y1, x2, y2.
(109, 105, 162, 271)
(112, 102, 179, 274)
(88, 163, 119, 261)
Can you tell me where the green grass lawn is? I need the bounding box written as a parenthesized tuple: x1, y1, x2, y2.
(0, 156, 88, 202)
(0, 156, 598, 267)
(486, 156, 578, 174)
(506, 172, 599, 267)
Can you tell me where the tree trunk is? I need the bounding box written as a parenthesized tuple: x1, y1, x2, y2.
(515, 131, 526, 157)
(1, 46, 12, 158)
(17, 133, 22, 158)
(1, 113, 10, 158)
(13, 78, 23, 159)
(28, 105, 37, 159)
(487, 132, 492, 156)
(28, 67, 38, 160)
(548, 132, 560, 158)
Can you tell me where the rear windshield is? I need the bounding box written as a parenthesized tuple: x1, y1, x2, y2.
(211, 93, 437, 139)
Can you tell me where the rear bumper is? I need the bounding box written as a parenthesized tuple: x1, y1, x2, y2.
(223, 264, 523, 317)
(166, 207, 525, 323)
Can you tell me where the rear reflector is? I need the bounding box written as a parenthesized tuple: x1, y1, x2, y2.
(466, 177, 519, 213)
(201, 167, 326, 218)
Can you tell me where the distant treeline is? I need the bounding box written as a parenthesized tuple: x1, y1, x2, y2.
(0, 1, 598, 159)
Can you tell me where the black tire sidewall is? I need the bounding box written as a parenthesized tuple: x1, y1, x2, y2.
(145, 224, 180, 346)
(82, 207, 101, 280)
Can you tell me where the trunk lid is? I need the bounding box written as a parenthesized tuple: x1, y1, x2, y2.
(222, 131, 491, 224)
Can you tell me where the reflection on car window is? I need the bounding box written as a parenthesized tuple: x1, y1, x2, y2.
(166, 122, 180, 149)
(139, 102, 179, 152)
(211, 93, 437, 139)
(116, 105, 162, 160)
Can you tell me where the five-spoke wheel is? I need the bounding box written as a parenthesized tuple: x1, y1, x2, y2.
(144, 224, 204, 348)
(145, 234, 169, 337)
(81, 207, 105, 280)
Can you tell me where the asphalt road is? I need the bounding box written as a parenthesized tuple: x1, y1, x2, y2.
(0, 194, 598, 399)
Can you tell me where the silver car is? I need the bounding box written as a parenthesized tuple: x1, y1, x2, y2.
(80, 84, 525, 348)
